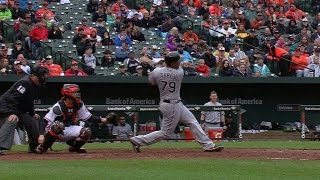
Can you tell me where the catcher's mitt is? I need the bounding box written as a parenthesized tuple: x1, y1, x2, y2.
(106, 112, 118, 126)
(51, 121, 65, 135)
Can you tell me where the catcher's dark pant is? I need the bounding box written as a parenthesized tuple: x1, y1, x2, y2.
(0, 114, 39, 151)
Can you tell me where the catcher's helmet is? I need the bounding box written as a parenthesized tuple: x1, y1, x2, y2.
(61, 84, 81, 103)
(164, 52, 180, 66)
(31, 66, 49, 86)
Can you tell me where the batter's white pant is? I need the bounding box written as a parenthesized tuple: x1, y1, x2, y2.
(131, 102, 215, 150)
(57, 125, 83, 142)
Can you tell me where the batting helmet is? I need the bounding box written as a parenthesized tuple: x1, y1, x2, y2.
(61, 84, 81, 103)
(165, 52, 180, 66)
(31, 66, 49, 86)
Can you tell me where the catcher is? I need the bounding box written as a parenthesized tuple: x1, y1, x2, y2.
(35, 84, 117, 154)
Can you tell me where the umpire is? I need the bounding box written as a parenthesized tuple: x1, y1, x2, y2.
(200, 91, 226, 131)
(0, 66, 49, 155)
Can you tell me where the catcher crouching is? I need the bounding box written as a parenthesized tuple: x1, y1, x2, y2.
(35, 84, 118, 154)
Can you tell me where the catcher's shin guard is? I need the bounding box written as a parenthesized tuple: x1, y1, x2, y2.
(67, 140, 87, 153)
(35, 131, 58, 154)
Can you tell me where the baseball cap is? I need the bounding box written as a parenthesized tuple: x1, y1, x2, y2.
(43, 2, 49, 6)
(257, 13, 263, 16)
(177, 44, 184, 47)
(27, 1, 33, 5)
(46, 55, 52, 59)
(40, 58, 46, 63)
(119, 64, 125, 68)
(187, 26, 192, 30)
(208, 47, 214, 51)
(136, 65, 143, 70)
(250, 29, 255, 33)
(152, 45, 158, 49)
(14, 60, 21, 65)
(302, 17, 308, 22)
(120, 3, 125, 7)
(238, 11, 243, 15)
(14, 1, 20, 5)
(71, 60, 78, 65)
(219, 47, 225, 51)
(274, 30, 280, 34)
(15, 40, 22, 45)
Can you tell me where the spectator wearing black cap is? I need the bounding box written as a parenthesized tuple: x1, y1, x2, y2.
(124, 51, 140, 74)
(73, 27, 85, 45)
(140, 11, 156, 30)
(10, 1, 25, 20)
(87, 0, 99, 13)
(311, 24, 320, 42)
(11, 40, 27, 60)
(116, 64, 130, 76)
(101, 50, 115, 67)
(48, 25, 63, 39)
(76, 34, 90, 56)
(201, 47, 217, 69)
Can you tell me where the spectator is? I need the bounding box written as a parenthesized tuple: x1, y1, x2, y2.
(233, 64, 251, 77)
(29, 20, 48, 59)
(65, 60, 88, 76)
(43, 12, 57, 29)
(219, 59, 233, 77)
(81, 47, 98, 75)
(11, 40, 27, 60)
(196, 59, 210, 77)
(140, 12, 155, 29)
(286, 19, 300, 35)
(183, 0, 198, 16)
(215, 46, 229, 66)
(235, 24, 249, 39)
(128, 12, 142, 27)
(311, 24, 320, 42)
(106, 5, 116, 27)
(87, 30, 102, 43)
(111, 16, 124, 33)
(125, 51, 140, 74)
(309, 47, 320, 64)
(166, 36, 178, 51)
(101, 31, 114, 46)
(0, 2, 12, 21)
(116, 64, 130, 76)
(76, 34, 90, 56)
(115, 42, 130, 62)
(190, 43, 202, 58)
(101, 50, 115, 68)
(35, 2, 55, 19)
(44, 55, 63, 76)
(22, 2, 35, 22)
(48, 25, 63, 39)
(17, 54, 30, 74)
(149, 45, 161, 59)
(161, 16, 178, 34)
(209, 0, 222, 16)
(131, 26, 145, 42)
(253, 55, 271, 77)
(10, 60, 27, 75)
(250, 12, 266, 30)
(176, 44, 192, 62)
(201, 47, 217, 69)
(77, 19, 94, 36)
(87, 0, 99, 13)
(168, 0, 184, 19)
(114, 28, 132, 46)
(112, 0, 128, 15)
(72, 28, 85, 45)
(10, 1, 24, 20)
(183, 26, 199, 45)
(291, 49, 309, 77)
(286, 3, 305, 21)
(198, 1, 210, 16)
(243, 29, 259, 55)
(95, 18, 107, 37)
(139, 56, 154, 76)
(300, 18, 314, 34)
(181, 61, 197, 76)
(0, 57, 10, 75)
(92, 5, 107, 22)
(311, 13, 320, 29)
(133, 65, 143, 77)
(304, 56, 320, 77)
(168, 27, 181, 43)
(112, 116, 133, 140)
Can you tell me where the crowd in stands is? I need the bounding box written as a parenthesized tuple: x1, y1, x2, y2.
(0, 0, 319, 77)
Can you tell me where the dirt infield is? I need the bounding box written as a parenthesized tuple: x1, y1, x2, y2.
(1, 148, 320, 161)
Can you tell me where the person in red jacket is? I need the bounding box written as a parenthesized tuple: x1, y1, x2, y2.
(196, 59, 210, 77)
(65, 60, 88, 76)
(35, 2, 55, 19)
(267, 45, 291, 76)
(291, 49, 309, 77)
(29, 20, 48, 59)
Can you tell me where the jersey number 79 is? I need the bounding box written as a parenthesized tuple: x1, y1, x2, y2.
(160, 80, 176, 92)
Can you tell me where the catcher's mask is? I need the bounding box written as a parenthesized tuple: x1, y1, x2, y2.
(31, 66, 49, 86)
(61, 84, 81, 103)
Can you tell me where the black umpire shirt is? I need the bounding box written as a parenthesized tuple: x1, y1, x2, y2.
(0, 75, 37, 117)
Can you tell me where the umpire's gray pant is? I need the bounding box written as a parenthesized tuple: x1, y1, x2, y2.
(0, 115, 17, 150)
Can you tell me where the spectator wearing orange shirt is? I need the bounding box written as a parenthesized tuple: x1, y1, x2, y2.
(112, 0, 128, 15)
(183, 26, 199, 45)
(77, 19, 94, 36)
(209, 1, 222, 16)
(286, 4, 305, 21)
(44, 55, 64, 76)
(65, 60, 88, 76)
(250, 13, 266, 30)
(35, 2, 55, 19)
(196, 59, 210, 77)
(184, 0, 201, 9)
(269, 0, 293, 6)
(291, 49, 309, 77)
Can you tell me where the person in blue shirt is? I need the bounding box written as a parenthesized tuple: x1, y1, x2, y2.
(114, 28, 132, 46)
(176, 44, 192, 62)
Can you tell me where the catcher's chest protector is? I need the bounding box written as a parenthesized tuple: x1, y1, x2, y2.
(58, 100, 82, 126)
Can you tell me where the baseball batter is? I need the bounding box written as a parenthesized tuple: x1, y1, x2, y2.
(200, 91, 226, 131)
(129, 52, 224, 152)
(35, 84, 117, 154)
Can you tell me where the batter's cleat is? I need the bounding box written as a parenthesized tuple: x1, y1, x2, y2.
(69, 147, 87, 153)
(129, 138, 141, 153)
(204, 145, 224, 152)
